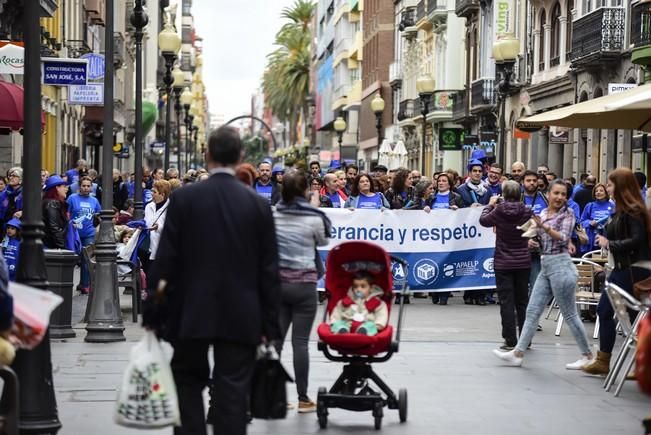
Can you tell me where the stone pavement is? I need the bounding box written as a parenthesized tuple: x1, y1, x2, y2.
(49, 293, 650, 434)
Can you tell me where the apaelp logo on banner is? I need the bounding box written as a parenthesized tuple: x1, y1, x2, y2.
(318, 208, 496, 292)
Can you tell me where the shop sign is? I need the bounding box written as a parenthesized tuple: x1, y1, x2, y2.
(439, 128, 463, 151)
(42, 58, 88, 86)
(0, 43, 24, 74)
(69, 84, 103, 105)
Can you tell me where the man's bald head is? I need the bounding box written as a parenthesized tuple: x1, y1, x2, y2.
(324, 173, 338, 193)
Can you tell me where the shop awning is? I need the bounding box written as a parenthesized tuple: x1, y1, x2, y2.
(0, 80, 45, 131)
(516, 83, 651, 133)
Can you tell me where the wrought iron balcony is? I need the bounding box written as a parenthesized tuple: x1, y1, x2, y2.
(631, 1, 651, 48)
(399, 7, 416, 30)
(571, 7, 624, 67)
(470, 78, 496, 113)
(398, 99, 414, 122)
(451, 90, 471, 123)
(455, 0, 479, 19)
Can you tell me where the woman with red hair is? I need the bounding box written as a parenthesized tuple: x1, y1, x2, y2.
(235, 163, 257, 187)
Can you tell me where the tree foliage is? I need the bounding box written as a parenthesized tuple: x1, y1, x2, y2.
(262, 0, 315, 146)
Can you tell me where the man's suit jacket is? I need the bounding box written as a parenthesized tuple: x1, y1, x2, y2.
(149, 171, 281, 344)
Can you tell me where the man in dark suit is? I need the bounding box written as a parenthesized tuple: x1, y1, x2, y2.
(145, 126, 281, 435)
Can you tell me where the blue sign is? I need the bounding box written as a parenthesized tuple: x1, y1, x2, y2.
(42, 58, 88, 86)
(80, 53, 105, 81)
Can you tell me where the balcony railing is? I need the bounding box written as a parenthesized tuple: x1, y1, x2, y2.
(398, 99, 414, 121)
(631, 2, 651, 48)
(470, 78, 496, 111)
(455, 0, 479, 18)
(416, 0, 427, 22)
(571, 7, 624, 65)
(451, 90, 469, 122)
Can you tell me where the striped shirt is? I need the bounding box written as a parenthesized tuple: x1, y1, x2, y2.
(537, 206, 575, 255)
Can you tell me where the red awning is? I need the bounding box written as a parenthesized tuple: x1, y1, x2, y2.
(0, 80, 45, 131)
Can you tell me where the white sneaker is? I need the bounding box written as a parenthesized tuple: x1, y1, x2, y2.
(492, 349, 523, 367)
(565, 356, 591, 370)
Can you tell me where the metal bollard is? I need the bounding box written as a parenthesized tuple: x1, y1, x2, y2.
(45, 249, 79, 339)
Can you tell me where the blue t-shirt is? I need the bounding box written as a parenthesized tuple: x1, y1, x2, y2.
(143, 188, 153, 204)
(357, 193, 383, 209)
(433, 193, 450, 209)
(327, 192, 342, 208)
(2, 236, 19, 282)
(65, 168, 79, 186)
(584, 200, 614, 227)
(67, 194, 101, 238)
(486, 182, 502, 197)
(255, 181, 273, 203)
(523, 193, 547, 216)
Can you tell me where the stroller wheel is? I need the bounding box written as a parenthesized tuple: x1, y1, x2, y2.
(398, 388, 408, 422)
(317, 387, 327, 429)
(373, 402, 383, 430)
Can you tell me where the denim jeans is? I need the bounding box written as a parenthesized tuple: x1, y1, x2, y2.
(276, 281, 317, 402)
(515, 253, 591, 355)
(79, 234, 95, 288)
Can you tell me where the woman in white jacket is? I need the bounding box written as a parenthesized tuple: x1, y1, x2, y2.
(144, 179, 171, 263)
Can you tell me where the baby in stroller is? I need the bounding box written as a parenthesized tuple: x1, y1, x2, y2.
(330, 271, 388, 336)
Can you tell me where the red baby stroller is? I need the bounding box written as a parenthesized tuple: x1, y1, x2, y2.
(316, 241, 409, 430)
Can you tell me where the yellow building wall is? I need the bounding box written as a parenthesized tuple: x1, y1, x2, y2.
(40, 9, 62, 173)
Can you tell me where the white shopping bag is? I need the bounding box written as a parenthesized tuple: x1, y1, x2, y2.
(8, 282, 63, 349)
(114, 331, 180, 428)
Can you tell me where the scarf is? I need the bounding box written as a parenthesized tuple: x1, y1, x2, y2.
(465, 179, 487, 197)
(275, 197, 332, 238)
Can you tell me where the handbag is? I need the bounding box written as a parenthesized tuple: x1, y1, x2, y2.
(634, 275, 651, 301)
(575, 224, 589, 246)
(249, 344, 293, 420)
(114, 331, 180, 428)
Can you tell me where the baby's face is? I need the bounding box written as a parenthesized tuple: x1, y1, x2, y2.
(352, 279, 371, 298)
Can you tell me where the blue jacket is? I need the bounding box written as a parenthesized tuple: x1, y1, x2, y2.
(0, 186, 23, 224)
(580, 200, 614, 252)
(344, 193, 390, 209)
(2, 236, 19, 282)
(522, 191, 548, 216)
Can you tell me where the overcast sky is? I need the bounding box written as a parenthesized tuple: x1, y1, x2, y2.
(192, 0, 297, 124)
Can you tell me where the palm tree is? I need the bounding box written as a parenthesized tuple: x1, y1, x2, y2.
(262, 0, 315, 148)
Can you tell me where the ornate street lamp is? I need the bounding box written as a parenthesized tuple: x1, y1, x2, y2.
(172, 64, 184, 173)
(371, 92, 385, 152)
(334, 115, 347, 158)
(130, 0, 148, 220)
(416, 73, 436, 174)
(181, 86, 193, 171)
(158, 21, 181, 170)
(13, 0, 61, 431)
(493, 33, 520, 166)
(85, 0, 125, 344)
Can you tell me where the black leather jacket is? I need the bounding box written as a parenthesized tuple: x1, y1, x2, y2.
(606, 212, 651, 269)
(42, 199, 68, 249)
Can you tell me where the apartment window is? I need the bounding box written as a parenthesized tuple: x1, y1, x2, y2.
(539, 9, 546, 71)
(550, 3, 561, 66)
(566, 0, 573, 60)
(583, 0, 591, 14)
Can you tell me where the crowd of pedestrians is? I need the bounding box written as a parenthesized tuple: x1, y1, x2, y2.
(1, 124, 650, 433)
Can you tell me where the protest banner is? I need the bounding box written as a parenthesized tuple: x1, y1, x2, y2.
(318, 207, 496, 292)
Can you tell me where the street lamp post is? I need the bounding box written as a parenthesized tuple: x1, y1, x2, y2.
(85, 0, 125, 343)
(334, 116, 347, 161)
(371, 93, 385, 161)
(493, 34, 520, 166)
(130, 0, 148, 221)
(172, 65, 184, 174)
(158, 22, 181, 171)
(12, 0, 61, 432)
(417, 73, 436, 174)
(181, 87, 193, 171)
